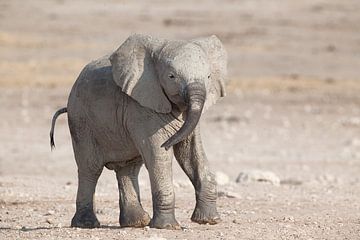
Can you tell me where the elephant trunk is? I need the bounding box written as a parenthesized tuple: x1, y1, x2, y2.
(161, 81, 206, 150)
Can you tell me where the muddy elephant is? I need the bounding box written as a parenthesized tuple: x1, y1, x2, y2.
(50, 34, 227, 229)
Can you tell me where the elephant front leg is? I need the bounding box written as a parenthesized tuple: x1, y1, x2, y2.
(116, 161, 150, 228)
(173, 126, 220, 225)
(141, 146, 180, 230)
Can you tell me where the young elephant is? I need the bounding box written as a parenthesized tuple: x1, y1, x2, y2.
(50, 34, 227, 229)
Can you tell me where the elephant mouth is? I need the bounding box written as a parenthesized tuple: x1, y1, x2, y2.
(161, 81, 206, 150)
(168, 94, 187, 112)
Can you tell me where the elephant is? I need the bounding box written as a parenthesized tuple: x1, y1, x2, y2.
(50, 34, 227, 229)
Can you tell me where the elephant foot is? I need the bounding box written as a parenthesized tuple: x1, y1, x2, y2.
(150, 212, 181, 230)
(120, 206, 151, 228)
(71, 208, 100, 228)
(191, 204, 220, 225)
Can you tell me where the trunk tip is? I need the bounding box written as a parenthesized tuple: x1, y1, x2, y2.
(161, 140, 173, 151)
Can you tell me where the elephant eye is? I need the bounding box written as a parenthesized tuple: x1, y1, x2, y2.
(208, 74, 211, 79)
(169, 74, 175, 79)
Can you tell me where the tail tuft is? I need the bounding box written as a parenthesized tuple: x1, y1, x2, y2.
(50, 107, 67, 150)
(50, 133, 56, 150)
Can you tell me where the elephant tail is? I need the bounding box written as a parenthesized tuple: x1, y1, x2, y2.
(50, 107, 67, 150)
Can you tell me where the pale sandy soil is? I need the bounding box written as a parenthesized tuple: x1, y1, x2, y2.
(1, 1, 360, 239)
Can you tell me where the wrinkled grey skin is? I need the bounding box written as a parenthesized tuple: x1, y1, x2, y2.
(50, 34, 227, 229)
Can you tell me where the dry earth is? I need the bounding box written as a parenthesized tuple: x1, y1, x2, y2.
(1, 0, 360, 239)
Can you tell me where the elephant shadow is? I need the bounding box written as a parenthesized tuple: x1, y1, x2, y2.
(0, 224, 123, 232)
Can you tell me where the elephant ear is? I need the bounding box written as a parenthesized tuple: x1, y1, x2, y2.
(109, 34, 172, 113)
(192, 35, 227, 111)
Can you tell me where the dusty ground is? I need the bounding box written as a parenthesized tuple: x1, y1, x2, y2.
(1, 0, 360, 239)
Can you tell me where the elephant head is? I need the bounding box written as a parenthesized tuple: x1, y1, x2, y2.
(109, 34, 227, 150)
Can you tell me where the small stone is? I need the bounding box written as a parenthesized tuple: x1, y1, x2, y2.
(283, 216, 295, 222)
(233, 219, 240, 224)
(182, 227, 191, 232)
(174, 180, 192, 188)
(145, 236, 167, 240)
(218, 190, 241, 199)
(45, 210, 55, 216)
(144, 226, 150, 231)
(96, 209, 104, 214)
(215, 171, 230, 186)
(46, 218, 53, 224)
(316, 174, 338, 184)
(236, 170, 280, 186)
(341, 117, 360, 127)
(280, 179, 302, 186)
(326, 44, 336, 52)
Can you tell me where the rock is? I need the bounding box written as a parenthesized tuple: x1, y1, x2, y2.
(96, 209, 104, 214)
(236, 170, 280, 186)
(232, 219, 240, 224)
(215, 171, 230, 186)
(218, 190, 241, 199)
(280, 179, 302, 186)
(144, 236, 167, 240)
(283, 216, 295, 222)
(45, 210, 55, 216)
(182, 226, 193, 232)
(173, 180, 192, 188)
(316, 174, 338, 184)
(340, 117, 360, 127)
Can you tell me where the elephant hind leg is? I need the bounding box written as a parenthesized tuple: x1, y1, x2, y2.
(116, 160, 150, 228)
(71, 168, 103, 228)
(69, 124, 104, 228)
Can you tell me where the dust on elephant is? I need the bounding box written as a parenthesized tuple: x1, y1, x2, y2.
(50, 34, 227, 229)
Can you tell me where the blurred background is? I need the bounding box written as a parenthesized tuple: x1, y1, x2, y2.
(1, 0, 360, 239)
(1, 0, 359, 87)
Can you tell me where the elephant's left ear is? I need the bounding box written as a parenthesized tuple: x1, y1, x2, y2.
(192, 35, 227, 111)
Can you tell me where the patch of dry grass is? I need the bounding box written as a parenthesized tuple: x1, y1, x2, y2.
(227, 77, 360, 94)
(0, 59, 86, 87)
